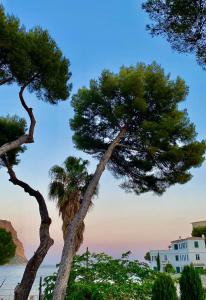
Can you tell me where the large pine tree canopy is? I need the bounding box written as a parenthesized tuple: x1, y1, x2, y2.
(0, 5, 71, 103)
(142, 0, 206, 66)
(70, 63, 206, 195)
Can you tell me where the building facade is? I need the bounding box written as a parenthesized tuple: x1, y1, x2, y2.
(150, 237, 206, 273)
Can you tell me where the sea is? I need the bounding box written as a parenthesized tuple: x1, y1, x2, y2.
(0, 265, 57, 300)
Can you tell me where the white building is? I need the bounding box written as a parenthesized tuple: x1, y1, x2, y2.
(150, 237, 206, 273)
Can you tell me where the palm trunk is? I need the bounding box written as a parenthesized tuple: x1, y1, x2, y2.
(52, 127, 127, 300)
(3, 157, 54, 300)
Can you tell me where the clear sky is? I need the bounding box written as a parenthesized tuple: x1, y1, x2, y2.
(1, 0, 206, 264)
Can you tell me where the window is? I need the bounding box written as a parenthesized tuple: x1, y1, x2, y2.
(164, 255, 167, 261)
(176, 267, 180, 273)
(196, 254, 200, 261)
(175, 255, 179, 261)
(194, 241, 199, 248)
(174, 244, 178, 250)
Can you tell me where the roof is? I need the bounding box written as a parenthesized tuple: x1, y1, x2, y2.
(150, 250, 169, 253)
(191, 220, 206, 225)
(171, 237, 204, 243)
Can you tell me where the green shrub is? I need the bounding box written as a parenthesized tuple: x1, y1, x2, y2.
(180, 265, 205, 300)
(67, 284, 103, 300)
(152, 273, 177, 300)
(165, 263, 175, 274)
(0, 228, 16, 265)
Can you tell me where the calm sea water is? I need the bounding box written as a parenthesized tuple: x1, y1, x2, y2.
(0, 265, 57, 300)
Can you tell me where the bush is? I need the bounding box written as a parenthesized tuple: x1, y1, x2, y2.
(68, 284, 103, 300)
(0, 228, 16, 265)
(180, 265, 205, 300)
(165, 263, 175, 274)
(152, 273, 177, 300)
(44, 251, 156, 300)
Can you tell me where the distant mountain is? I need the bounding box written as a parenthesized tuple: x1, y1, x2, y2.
(0, 220, 27, 265)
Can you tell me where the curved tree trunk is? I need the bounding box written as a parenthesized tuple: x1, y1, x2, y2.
(52, 127, 127, 300)
(0, 76, 37, 157)
(3, 157, 54, 300)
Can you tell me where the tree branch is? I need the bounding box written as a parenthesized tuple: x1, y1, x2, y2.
(0, 75, 38, 157)
(0, 77, 13, 85)
(117, 143, 139, 152)
(2, 156, 54, 300)
(0, 279, 6, 289)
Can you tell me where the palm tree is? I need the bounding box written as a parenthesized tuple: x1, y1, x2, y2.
(49, 156, 93, 251)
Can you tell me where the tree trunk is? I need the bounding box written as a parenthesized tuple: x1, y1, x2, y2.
(52, 127, 127, 300)
(3, 157, 54, 300)
(0, 76, 37, 157)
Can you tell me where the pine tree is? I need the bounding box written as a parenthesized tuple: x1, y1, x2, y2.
(53, 62, 206, 300)
(142, 0, 206, 67)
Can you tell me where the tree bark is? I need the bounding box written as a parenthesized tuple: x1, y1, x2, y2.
(52, 127, 127, 300)
(0, 77, 37, 157)
(3, 157, 54, 300)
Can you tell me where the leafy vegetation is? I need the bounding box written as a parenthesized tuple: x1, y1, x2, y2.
(44, 250, 157, 300)
(0, 4, 71, 299)
(152, 273, 177, 300)
(142, 0, 206, 67)
(144, 252, 151, 262)
(0, 115, 26, 166)
(0, 228, 16, 265)
(180, 265, 205, 300)
(71, 63, 206, 195)
(54, 62, 206, 299)
(49, 156, 94, 250)
(156, 253, 160, 272)
(192, 226, 206, 239)
(165, 263, 175, 274)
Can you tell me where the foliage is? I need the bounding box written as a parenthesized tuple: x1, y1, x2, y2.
(49, 156, 93, 209)
(142, 0, 206, 67)
(144, 251, 151, 261)
(165, 263, 175, 274)
(152, 273, 177, 300)
(180, 265, 205, 300)
(70, 62, 206, 196)
(156, 252, 160, 271)
(0, 115, 27, 165)
(68, 284, 103, 300)
(0, 4, 71, 103)
(49, 156, 96, 249)
(192, 226, 206, 239)
(44, 250, 157, 300)
(0, 228, 16, 265)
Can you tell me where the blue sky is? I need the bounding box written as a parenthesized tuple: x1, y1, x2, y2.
(1, 0, 206, 263)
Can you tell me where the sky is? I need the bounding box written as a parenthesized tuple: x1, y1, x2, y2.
(0, 0, 206, 264)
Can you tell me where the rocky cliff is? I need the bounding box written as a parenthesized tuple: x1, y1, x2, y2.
(0, 219, 27, 264)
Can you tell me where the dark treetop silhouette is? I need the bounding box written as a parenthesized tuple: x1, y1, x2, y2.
(143, 0, 206, 67)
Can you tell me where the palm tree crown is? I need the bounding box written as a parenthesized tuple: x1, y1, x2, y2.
(49, 156, 93, 250)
